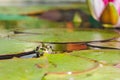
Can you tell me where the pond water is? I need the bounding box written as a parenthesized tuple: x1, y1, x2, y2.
(0, 3, 120, 80)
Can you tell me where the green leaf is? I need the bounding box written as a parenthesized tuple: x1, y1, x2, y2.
(45, 66, 120, 80)
(47, 54, 97, 72)
(45, 50, 120, 80)
(11, 28, 119, 43)
(0, 38, 38, 55)
(0, 29, 12, 37)
(0, 53, 97, 80)
(71, 50, 120, 65)
(0, 58, 47, 80)
(0, 50, 120, 80)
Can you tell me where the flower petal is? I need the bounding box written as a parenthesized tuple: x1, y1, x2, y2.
(112, 0, 120, 15)
(87, 0, 105, 20)
(100, 3, 119, 25)
(103, 0, 115, 5)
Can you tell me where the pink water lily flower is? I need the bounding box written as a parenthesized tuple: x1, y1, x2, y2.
(88, 0, 120, 27)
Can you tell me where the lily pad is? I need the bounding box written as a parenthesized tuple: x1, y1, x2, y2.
(11, 28, 119, 43)
(0, 50, 120, 80)
(0, 29, 13, 38)
(47, 54, 98, 72)
(88, 42, 120, 49)
(0, 58, 46, 80)
(44, 50, 120, 80)
(0, 38, 38, 56)
(0, 53, 98, 80)
(70, 50, 120, 65)
(45, 66, 120, 80)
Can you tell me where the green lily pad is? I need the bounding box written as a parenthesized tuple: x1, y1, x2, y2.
(47, 54, 98, 72)
(45, 66, 120, 80)
(0, 51, 120, 80)
(0, 53, 97, 80)
(45, 50, 120, 80)
(0, 58, 46, 80)
(0, 38, 38, 55)
(70, 50, 120, 65)
(11, 28, 119, 43)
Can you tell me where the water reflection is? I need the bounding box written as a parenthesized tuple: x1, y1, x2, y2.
(20, 53, 36, 58)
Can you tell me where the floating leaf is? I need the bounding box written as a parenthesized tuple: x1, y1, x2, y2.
(44, 50, 120, 80)
(0, 58, 47, 80)
(47, 54, 98, 72)
(0, 50, 120, 80)
(0, 53, 98, 80)
(71, 50, 120, 65)
(45, 66, 120, 80)
(0, 38, 38, 55)
(88, 42, 120, 49)
(0, 29, 13, 38)
(11, 28, 119, 43)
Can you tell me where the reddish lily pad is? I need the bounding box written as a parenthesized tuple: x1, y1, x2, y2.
(88, 41, 120, 49)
